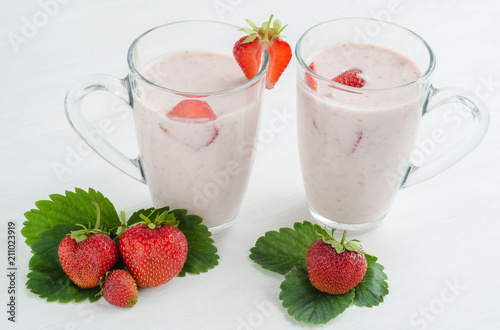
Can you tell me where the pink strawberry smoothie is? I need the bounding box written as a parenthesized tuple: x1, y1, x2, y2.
(298, 43, 424, 225)
(133, 50, 263, 228)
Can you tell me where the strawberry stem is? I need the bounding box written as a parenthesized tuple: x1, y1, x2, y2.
(318, 229, 363, 254)
(139, 213, 153, 224)
(114, 211, 128, 240)
(91, 201, 101, 230)
(67, 202, 110, 242)
(263, 14, 274, 42)
(138, 211, 178, 229)
(340, 230, 347, 245)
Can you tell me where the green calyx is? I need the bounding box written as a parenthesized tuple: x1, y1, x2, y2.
(68, 201, 110, 243)
(318, 229, 363, 254)
(138, 211, 178, 230)
(114, 210, 128, 240)
(95, 271, 111, 297)
(239, 14, 288, 44)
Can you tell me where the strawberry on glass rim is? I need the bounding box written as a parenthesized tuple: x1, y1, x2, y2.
(233, 15, 292, 90)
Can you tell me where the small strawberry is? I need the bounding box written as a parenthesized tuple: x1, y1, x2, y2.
(306, 230, 367, 295)
(233, 15, 292, 90)
(101, 269, 138, 308)
(331, 69, 365, 88)
(168, 99, 217, 123)
(305, 61, 317, 91)
(58, 201, 119, 289)
(118, 211, 188, 288)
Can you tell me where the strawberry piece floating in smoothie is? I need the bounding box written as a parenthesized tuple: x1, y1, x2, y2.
(332, 69, 365, 88)
(168, 99, 217, 122)
(305, 61, 318, 91)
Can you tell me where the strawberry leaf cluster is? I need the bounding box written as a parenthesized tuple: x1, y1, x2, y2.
(249, 221, 389, 324)
(22, 188, 219, 303)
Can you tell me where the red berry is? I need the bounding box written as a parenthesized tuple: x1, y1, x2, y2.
(332, 69, 365, 88)
(265, 39, 292, 89)
(162, 100, 219, 148)
(305, 61, 318, 91)
(232, 15, 292, 90)
(306, 231, 367, 295)
(168, 99, 217, 122)
(102, 269, 138, 308)
(233, 36, 264, 81)
(58, 234, 119, 288)
(118, 213, 188, 288)
(58, 202, 119, 289)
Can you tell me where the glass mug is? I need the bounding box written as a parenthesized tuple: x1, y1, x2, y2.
(65, 21, 269, 230)
(296, 18, 489, 231)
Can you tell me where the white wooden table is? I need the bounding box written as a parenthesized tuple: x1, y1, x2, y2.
(1, 1, 499, 329)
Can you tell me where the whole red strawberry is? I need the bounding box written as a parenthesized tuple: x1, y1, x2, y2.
(118, 211, 188, 288)
(101, 269, 138, 308)
(233, 15, 292, 90)
(58, 202, 119, 288)
(332, 69, 365, 88)
(306, 230, 367, 295)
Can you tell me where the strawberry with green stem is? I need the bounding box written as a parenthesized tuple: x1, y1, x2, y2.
(58, 201, 119, 289)
(306, 229, 367, 295)
(233, 15, 292, 90)
(118, 211, 188, 288)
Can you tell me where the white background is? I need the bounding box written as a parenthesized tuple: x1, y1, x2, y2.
(1, 0, 499, 329)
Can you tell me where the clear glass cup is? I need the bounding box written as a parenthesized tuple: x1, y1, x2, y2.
(296, 18, 489, 232)
(65, 21, 269, 230)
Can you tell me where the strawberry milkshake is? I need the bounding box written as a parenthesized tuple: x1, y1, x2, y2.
(297, 43, 425, 228)
(133, 50, 265, 229)
(63, 18, 290, 230)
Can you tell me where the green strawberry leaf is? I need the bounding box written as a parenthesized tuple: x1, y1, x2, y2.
(353, 254, 389, 307)
(249, 221, 328, 275)
(22, 188, 120, 247)
(280, 266, 354, 324)
(173, 209, 219, 277)
(127, 207, 219, 277)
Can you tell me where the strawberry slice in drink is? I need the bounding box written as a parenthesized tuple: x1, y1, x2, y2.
(162, 99, 219, 149)
(305, 61, 318, 91)
(331, 69, 365, 88)
(350, 130, 363, 154)
(167, 99, 217, 123)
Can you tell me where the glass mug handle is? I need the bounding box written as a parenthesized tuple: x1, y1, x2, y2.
(64, 74, 145, 182)
(402, 85, 489, 188)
